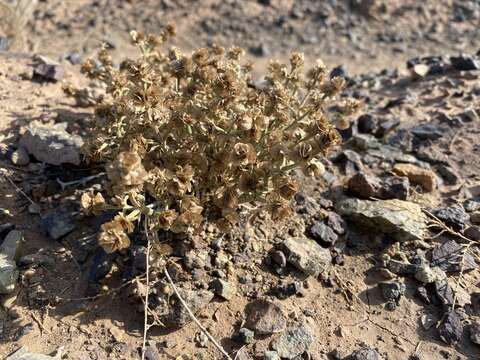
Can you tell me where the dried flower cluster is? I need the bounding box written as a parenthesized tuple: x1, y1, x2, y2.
(78, 24, 359, 253)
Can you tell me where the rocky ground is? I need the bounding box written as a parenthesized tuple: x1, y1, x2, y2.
(1, 1, 480, 360)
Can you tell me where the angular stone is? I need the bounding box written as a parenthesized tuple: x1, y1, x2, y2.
(437, 165, 460, 185)
(438, 311, 463, 345)
(469, 324, 480, 345)
(348, 172, 380, 199)
(282, 236, 332, 276)
(336, 198, 427, 241)
(464, 226, 480, 241)
(433, 206, 469, 231)
(0, 255, 19, 294)
(326, 212, 347, 235)
(10, 147, 30, 166)
(0, 230, 23, 261)
(378, 176, 409, 200)
(245, 300, 287, 335)
(41, 211, 76, 240)
(271, 324, 314, 359)
(392, 163, 436, 192)
(450, 54, 480, 71)
(20, 122, 83, 166)
(345, 347, 381, 360)
(308, 222, 338, 247)
(264, 351, 281, 360)
(209, 279, 236, 301)
(162, 288, 213, 327)
(431, 240, 477, 273)
(414, 265, 446, 284)
(379, 281, 405, 303)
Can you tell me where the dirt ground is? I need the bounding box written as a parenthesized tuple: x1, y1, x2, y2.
(1, 1, 480, 359)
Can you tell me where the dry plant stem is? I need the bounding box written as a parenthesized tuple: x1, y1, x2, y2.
(2, 173, 37, 207)
(164, 267, 233, 360)
(56, 172, 105, 191)
(141, 220, 151, 360)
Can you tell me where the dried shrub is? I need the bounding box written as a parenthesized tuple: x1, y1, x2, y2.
(78, 24, 359, 253)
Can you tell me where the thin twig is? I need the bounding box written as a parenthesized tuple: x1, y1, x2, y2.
(164, 267, 233, 360)
(2, 173, 37, 206)
(56, 172, 106, 191)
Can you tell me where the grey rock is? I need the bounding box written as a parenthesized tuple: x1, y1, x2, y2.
(6, 347, 58, 360)
(345, 347, 382, 360)
(348, 172, 380, 199)
(271, 324, 314, 359)
(245, 300, 287, 335)
(162, 288, 214, 327)
(464, 226, 480, 241)
(1, 230, 23, 261)
(433, 206, 469, 231)
(421, 314, 438, 330)
(438, 311, 463, 345)
(271, 250, 287, 268)
(209, 279, 236, 300)
(469, 324, 480, 345)
(282, 236, 332, 276)
(450, 54, 480, 71)
(386, 260, 419, 276)
(10, 147, 30, 166)
(327, 212, 347, 235)
(414, 266, 446, 284)
(264, 351, 281, 360)
(308, 222, 338, 247)
(378, 176, 409, 200)
(333, 149, 363, 175)
(357, 114, 377, 134)
(465, 198, 480, 212)
(411, 124, 444, 140)
(41, 211, 76, 240)
(237, 328, 254, 344)
(0, 254, 18, 294)
(20, 122, 83, 166)
(379, 281, 406, 303)
(437, 165, 460, 185)
(434, 279, 455, 307)
(431, 240, 477, 273)
(336, 198, 427, 241)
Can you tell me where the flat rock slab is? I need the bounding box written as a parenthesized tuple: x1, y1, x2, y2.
(282, 236, 332, 276)
(0, 254, 19, 294)
(20, 121, 83, 165)
(336, 198, 427, 241)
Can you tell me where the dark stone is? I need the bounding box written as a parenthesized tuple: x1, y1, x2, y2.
(431, 240, 477, 273)
(326, 212, 347, 235)
(375, 117, 400, 137)
(379, 281, 406, 303)
(416, 286, 431, 304)
(437, 165, 460, 185)
(41, 211, 76, 240)
(469, 324, 480, 345)
(245, 299, 287, 335)
(66, 52, 83, 65)
(433, 279, 455, 307)
(347, 171, 380, 198)
(131, 246, 147, 271)
(387, 260, 419, 276)
(333, 150, 363, 175)
(272, 282, 303, 300)
(438, 311, 464, 345)
(308, 222, 338, 247)
(0, 223, 15, 239)
(249, 44, 270, 57)
(144, 346, 160, 360)
(88, 248, 115, 282)
(237, 328, 254, 344)
(330, 65, 347, 79)
(357, 114, 377, 134)
(378, 176, 410, 200)
(464, 198, 480, 212)
(272, 250, 287, 268)
(411, 124, 444, 140)
(464, 226, 480, 241)
(450, 54, 480, 71)
(433, 206, 469, 231)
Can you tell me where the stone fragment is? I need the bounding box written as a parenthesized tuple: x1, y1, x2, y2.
(209, 279, 236, 300)
(0, 255, 19, 294)
(357, 114, 377, 134)
(271, 324, 314, 359)
(421, 314, 438, 330)
(264, 351, 281, 360)
(464, 226, 480, 241)
(237, 328, 254, 344)
(434, 279, 455, 307)
(162, 288, 213, 327)
(379, 281, 405, 303)
(33, 62, 65, 82)
(0, 230, 23, 261)
(414, 265, 446, 284)
(392, 163, 436, 192)
(347, 172, 380, 198)
(470, 212, 480, 224)
(336, 198, 427, 241)
(282, 236, 332, 276)
(469, 324, 480, 345)
(437, 165, 460, 185)
(20, 122, 83, 166)
(333, 150, 363, 175)
(411, 124, 444, 140)
(308, 222, 338, 247)
(438, 311, 463, 345)
(430, 240, 477, 273)
(326, 212, 347, 235)
(433, 206, 469, 231)
(245, 300, 287, 335)
(450, 54, 480, 71)
(345, 347, 381, 360)
(41, 211, 76, 240)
